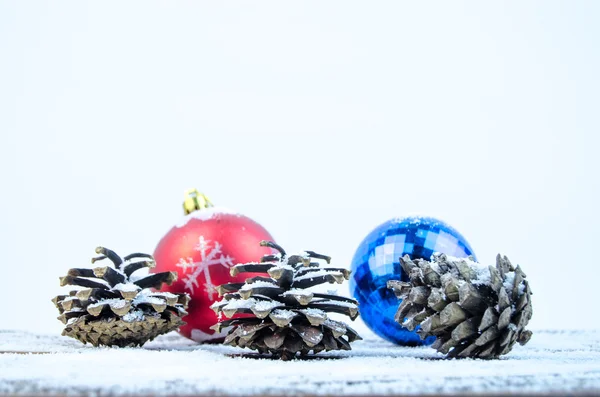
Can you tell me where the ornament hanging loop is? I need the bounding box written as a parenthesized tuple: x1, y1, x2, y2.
(183, 188, 214, 215)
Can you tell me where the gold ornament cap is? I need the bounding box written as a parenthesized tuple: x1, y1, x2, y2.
(183, 188, 214, 215)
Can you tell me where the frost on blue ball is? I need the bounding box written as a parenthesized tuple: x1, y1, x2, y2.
(350, 216, 476, 346)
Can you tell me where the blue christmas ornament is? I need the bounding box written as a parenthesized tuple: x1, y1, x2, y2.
(350, 216, 476, 345)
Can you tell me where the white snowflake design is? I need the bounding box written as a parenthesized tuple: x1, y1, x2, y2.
(176, 236, 235, 299)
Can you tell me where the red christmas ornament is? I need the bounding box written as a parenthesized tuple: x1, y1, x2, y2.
(153, 189, 275, 342)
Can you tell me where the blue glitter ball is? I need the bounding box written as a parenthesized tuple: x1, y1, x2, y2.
(350, 216, 477, 345)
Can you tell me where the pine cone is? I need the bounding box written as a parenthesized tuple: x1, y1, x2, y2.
(52, 247, 190, 347)
(210, 241, 362, 360)
(387, 253, 533, 359)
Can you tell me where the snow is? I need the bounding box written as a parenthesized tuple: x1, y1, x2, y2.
(470, 264, 491, 285)
(87, 298, 127, 310)
(252, 300, 281, 312)
(323, 319, 346, 334)
(301, 308, 326, 317)
(240, 281, 278, 290)
(313, 299, 358, 309)
(174, 207, 240, 228)
(133, 292, 165, 306)
(293, 269, 342, 282)
(271, 262, 294, 271)
(270, 309, 296, 321)
(151, 291, 179, 299)
(504, 272, 516, 292)
(110, 300, 128, 309)
(113, 283, 141, 293)
(275, 255, 291, 267)
(222, 298, 257, 310)
(1, 329, 599, 395)
(122, 310, 144, 323)
(443, 254, 491, 285)
(282, 289, 313, 297)
(217, 298, 282, 318)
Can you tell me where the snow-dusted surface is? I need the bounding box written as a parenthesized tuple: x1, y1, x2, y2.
(1, 329, 599, 396)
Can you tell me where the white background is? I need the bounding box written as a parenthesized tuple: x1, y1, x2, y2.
(0, 1, 598, 335)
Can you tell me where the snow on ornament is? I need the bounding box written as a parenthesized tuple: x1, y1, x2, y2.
(152, 189, 275, 343)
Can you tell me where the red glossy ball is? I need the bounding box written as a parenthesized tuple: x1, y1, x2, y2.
(153, 208, 274, 342)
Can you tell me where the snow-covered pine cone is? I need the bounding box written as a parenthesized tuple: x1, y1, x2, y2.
(387, 253, 533, 359)
(52, 247, 190, 347)
(210, 241, 362, 360)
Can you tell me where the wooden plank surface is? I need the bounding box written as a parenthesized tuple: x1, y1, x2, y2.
(1, 329, 599, 396)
